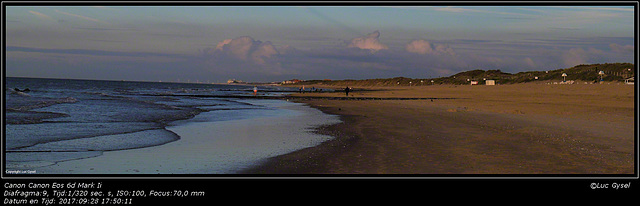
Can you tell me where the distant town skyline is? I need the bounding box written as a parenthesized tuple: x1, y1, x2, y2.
(5, 4, 635, 83)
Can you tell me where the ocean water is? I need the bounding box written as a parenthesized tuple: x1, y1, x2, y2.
(4, 77, 339, 174)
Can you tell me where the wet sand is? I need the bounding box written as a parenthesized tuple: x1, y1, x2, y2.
(243, 83, 635, 174)
(33, 100, 339, 174)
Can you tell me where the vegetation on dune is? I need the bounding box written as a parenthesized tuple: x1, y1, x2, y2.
(290, 63, 635, 86)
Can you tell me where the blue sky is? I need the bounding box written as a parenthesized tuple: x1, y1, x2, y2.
(5, 5, 635, 82)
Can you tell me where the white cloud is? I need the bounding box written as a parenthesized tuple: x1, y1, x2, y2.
(250, 41, 279, 65)
(405, 39, 434, 54)
(213, 36, 280, 65)
(215, 39, 232, 51)
(219, 36, 254, 60)
(347, 30, 388, 52)
(434, 44, 455, 56)
(405, 39, 455, 55)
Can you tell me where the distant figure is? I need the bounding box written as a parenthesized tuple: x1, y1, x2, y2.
(253, 86, 258, 96)
(344, 86, 350, 96)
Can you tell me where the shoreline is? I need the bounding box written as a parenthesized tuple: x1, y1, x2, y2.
(30, 99, 340, 174)
(242, 84, 635, 174)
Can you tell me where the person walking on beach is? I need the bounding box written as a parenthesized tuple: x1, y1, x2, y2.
(345, 86, 350, 97)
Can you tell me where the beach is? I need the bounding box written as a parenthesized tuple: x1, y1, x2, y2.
(243, 83, 635, 174)
(5, 78, 635, 175)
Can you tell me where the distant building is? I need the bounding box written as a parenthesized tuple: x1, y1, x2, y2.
(281, 79, 303, 84)
(470, 81, 478, 85)
(227, 79, 245, 84)
(485, 80, 495, 85)
(625, 77, 634, 85)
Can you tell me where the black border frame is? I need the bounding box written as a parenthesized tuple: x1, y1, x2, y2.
(2, 0, 638, 197)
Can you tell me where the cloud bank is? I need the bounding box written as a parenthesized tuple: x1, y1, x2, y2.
(160, 31, 637, 81)
(7, 30, 633, 83)
(197, 31, 471, 80)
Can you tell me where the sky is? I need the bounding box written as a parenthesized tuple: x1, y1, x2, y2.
(4, 4, 636, 83)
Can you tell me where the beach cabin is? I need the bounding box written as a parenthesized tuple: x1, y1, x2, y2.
(625, 77, 634, 85)
(485, 80, 495, 85)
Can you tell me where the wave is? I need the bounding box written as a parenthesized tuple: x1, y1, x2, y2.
(5, 111, 70, 124)
(9, 129, 180, 152)
(5, 129, 180, 170)
(5, 95, 78, 111)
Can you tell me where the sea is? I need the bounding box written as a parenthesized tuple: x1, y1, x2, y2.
(4, 77, 340, 174)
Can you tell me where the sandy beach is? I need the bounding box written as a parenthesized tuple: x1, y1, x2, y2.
(243, 83, 635, 174)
